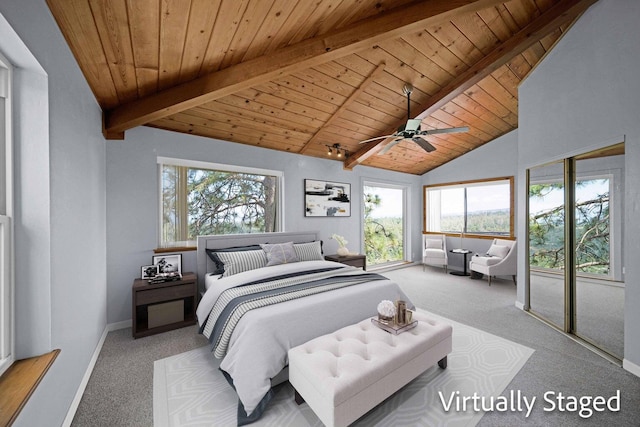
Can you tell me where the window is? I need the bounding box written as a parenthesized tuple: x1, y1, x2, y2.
(423, 177, 513, 238)
(0, 52, 13, 376)
(158, 158, 283, 248)
(363, 182, 408, 267)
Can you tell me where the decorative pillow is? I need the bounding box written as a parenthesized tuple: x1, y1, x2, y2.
(425, 238, 443, 249)
(260, 242, 299, 266)
(216, 249, 268, 277)
(205, 245, 262, 275)
(487, 244, 510, 259)
(293, 241, 324, 261)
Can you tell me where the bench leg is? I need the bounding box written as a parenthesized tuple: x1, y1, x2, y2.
(438, 355, 448, 369)
(294, 389, 305, 405)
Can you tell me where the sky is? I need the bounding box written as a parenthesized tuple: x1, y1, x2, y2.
(529, 179, 609, 215)
(364, 186, 404, 218)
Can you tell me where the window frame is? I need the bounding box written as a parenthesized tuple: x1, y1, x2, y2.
(423, 176, 514, 240)
(157, 157, 285, 248)
(0, 51, 14, 377)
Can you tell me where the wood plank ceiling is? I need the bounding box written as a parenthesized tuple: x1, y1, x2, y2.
(46, 0, 597, 175)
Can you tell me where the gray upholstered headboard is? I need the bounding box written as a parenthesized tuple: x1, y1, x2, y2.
(196, 231, 319, 295)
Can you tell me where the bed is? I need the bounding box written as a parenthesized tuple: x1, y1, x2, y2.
(195, 231, 414, 425)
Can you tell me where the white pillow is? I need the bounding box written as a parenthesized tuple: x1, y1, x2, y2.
(487, 244, 509, 259)
(425, 238, 443, 249)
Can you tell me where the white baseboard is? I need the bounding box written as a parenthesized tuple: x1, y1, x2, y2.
(623, 359, 640, 378)
(62, 319, 132, 426)
(514, 300, 525, 310)
(108, 319, 132, 332)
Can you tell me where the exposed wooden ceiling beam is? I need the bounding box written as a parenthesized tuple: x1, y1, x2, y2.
(103, 0, 505, 138)
(298, 63, 386, 155)
(344, 0, 598, 170)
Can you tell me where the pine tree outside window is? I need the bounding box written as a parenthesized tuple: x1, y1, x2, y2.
(158, 158, 283, 248)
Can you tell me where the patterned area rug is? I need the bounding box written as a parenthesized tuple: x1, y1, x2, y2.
(154, 311, 533, 427)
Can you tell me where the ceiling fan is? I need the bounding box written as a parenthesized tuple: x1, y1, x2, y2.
(358, 84, 469, 155)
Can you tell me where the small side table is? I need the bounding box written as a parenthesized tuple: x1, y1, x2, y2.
(449, 249, 472, 276)
(132, 272, 197, 338)
(325, 254, 367, 270)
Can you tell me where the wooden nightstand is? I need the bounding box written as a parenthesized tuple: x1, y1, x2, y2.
(325, 254, 367, 270)
(132, 272, 197, 338)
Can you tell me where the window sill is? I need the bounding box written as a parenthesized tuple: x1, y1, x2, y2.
(154, 246, 196, 253)
(0, 349, 60, 426)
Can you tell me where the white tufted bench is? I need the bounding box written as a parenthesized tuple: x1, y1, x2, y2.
(288, 311, 452, 427)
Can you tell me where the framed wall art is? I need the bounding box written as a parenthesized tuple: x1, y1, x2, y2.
(304, 179, 351, 217)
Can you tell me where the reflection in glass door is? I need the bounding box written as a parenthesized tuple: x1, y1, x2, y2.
(527, 144, 625, 361)
(528, 161, 566, 329)
(574, 151, 624, 359)
(363, 183, 406, 268)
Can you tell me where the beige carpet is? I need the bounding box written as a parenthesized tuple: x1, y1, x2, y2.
(154, 310, 533, 427)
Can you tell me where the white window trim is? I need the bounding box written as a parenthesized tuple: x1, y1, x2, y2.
(157, 157, 285, 247)
(0, 51, 14, 376)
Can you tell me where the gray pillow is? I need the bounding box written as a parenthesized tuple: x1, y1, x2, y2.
(261, 242, 299, 266)
(216, 249, 268, 277)
(293, 241, 324, 261)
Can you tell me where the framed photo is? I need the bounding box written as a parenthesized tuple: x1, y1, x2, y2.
(304, 179, 351, 217)
(152, 254, 182, 275)
(141, 264, 159, 280)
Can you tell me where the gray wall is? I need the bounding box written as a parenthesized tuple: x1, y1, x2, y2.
(518, 0, 639, 367)
(106, 126, 423, 323)
(421, 130, 519, 271)
(0, 1, 107, 426)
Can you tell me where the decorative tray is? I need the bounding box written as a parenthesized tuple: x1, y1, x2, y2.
(371, 318, 418, 335)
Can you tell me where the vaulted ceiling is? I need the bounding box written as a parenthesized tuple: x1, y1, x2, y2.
(46, 0, 597, 175)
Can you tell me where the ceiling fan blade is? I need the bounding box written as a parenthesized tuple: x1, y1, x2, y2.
(358, 134, 396, 144)
(378, 139, 402, 155)
(412, 136, 436, 153)
(422, 126, 469, 135)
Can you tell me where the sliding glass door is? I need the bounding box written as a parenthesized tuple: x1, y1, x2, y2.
(363, 182, 406, 268)
(573, 150, 624, 358)
(528, 160, 566, 329)
(527, 143, 625, 361)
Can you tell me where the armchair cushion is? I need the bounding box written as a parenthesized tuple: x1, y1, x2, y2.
(425, 239, 443, 249)
(424, 248, 446, 259)
(472, 256, 502, 267)
(487, 244, 509, 259)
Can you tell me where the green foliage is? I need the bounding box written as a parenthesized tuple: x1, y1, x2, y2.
(529, 180, 610, 275)
(162, 166, 276, 243)
(363, 193, 403, 266)
(440, 210, 510, 235)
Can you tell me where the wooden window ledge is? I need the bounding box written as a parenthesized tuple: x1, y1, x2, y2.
(0, 349, 60, 426)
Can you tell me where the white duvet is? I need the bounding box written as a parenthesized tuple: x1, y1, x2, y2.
(196, 260, 414, 416)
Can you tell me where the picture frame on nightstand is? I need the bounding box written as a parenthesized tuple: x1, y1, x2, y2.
(152, 253, 182, 275)
(141, 264, 159, 280)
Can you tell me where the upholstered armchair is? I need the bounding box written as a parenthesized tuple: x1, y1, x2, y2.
(423, 234, 448, 273)
(469, 239, 516, 285)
